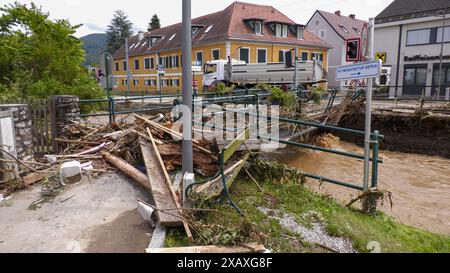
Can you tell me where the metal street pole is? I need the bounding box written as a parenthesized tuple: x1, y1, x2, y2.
(438, 11, 446, 100)
(363, 18, 375, 192)
(182, 0, 193, 177)
(294, 48, 299, 90)
(125, 35, 131, 98)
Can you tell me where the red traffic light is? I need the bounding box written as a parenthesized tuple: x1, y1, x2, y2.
(346, 38, 361, 62)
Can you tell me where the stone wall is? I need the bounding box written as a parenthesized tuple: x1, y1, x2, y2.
(0, 104, 33, 161)
(51, 96, 80, 152)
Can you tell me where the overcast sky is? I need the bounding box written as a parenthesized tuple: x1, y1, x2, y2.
(1, 0, 394, 37)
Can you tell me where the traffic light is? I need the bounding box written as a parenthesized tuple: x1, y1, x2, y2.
(346, 38, 360, 62)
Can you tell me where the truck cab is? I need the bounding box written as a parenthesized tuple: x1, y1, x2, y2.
(203, 59, 245, 87)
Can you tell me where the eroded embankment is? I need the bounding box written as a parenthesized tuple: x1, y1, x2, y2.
(338, 111, 450, 158)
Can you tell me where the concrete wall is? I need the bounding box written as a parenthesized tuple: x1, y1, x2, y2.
(0, 104, 33, 162)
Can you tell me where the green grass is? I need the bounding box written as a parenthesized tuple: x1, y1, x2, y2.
(166, 177, 450, 253)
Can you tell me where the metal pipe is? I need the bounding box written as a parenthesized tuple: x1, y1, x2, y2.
(303, 172, 364, 191)
(258, 134, 383, 163)
(371, 130, 380, 188)
(182, 0, 193, 177)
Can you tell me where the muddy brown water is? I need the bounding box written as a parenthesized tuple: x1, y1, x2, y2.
(273, 140, 450, 235)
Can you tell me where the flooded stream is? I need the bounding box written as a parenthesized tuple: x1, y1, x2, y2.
(274, 139, 450, 235)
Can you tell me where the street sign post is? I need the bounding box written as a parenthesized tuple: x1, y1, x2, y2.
(337, 18, 378, 212)
(335, 60, 381, 81)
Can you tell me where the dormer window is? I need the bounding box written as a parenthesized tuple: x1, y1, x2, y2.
(339, 24, 349, 33)
(148, 36, 162, 48)
(244, 19, 264, 35)
(192, 25, 204, 37)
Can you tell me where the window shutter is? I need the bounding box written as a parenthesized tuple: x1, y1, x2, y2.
(279, 51, 284, 62)
(176, 55, 179, 67)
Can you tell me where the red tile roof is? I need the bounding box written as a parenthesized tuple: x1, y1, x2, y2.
(312, 10, 367, 41)
(113, 1, 331, 59)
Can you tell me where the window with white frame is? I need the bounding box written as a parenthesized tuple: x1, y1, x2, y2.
(144, 79, 150, 86)
(257, 49, 267, 63)
(407, 29, 431, 45)
(297, 26, 304, 39)
(282, 25, 288, 37)
(171, 79, 180, 87)
(437, 26, 450, 43)
(255, 21, 262, 35)
(161, 79, 169, 86)
(133, 79, 139, 86)
(170, 55, 179, 68)
(196, 51, 203, 65)
(115, 62, 119, 71)
(311, 52, 324, 62)
(144, 58, 150, 70)
(301, 52, 309, 61)
(212, 49, 220, 60)
(320, 29, 326, 38)
(276, 24, 282, 37)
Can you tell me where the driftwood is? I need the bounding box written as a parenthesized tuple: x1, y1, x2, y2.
(194, 154, 250, 201)
(100, 150, 151, 191)
(146, 242, 266, 253)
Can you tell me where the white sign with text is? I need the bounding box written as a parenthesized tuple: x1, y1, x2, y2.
(336, 60, 381, 81)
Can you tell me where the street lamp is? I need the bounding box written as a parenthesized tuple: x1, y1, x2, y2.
(437, 10, 447, 100)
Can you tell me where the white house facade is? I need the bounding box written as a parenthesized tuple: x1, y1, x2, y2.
(307, 10, 367, 89)
(375, 0, 450, 98)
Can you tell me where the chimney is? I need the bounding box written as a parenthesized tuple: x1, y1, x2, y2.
(138, 31, 144, 41)
(349, 14, 356, 19)
(335, 10, 341, 16)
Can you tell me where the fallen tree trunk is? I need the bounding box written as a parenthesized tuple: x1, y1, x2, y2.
(100, 150, 150, 191)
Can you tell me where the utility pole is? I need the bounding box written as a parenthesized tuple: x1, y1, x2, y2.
(125, 35, 131, 98)
(294, 48, 299, 90)
(438, 10, 446, 100)
(182, 0, 194, 196)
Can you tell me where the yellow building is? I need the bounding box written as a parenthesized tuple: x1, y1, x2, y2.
(112, 1, 331, 93)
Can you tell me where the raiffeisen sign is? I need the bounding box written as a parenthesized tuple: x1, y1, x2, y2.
(404, 55, 450, 62)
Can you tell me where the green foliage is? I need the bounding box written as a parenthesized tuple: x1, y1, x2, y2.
(307, 86, 326, 105)
(254, 83, 296, 109)
(106, 10, 133, 54)
(147, 14, 161, 32)
(166, 164, 450, 253)
(209, 82, 234, 95)
(0, 2, 103, 102)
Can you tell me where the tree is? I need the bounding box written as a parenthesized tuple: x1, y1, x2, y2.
(147, 14, 161, 32)
(106, 10, 133, 54)
(0, 2, 103, 101)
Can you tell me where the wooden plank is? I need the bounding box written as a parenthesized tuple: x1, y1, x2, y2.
(23, 172, 47, 187)
(44, 99, 49, 152)
(194, 153, 249, 201)
(222, 128, 250, 163)
(146, 242, 266, 254)
(139, 139, 182, 227)
(146, 128, 193, 241)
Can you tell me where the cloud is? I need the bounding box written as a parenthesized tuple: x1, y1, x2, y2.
(84, 23, 106, 33)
